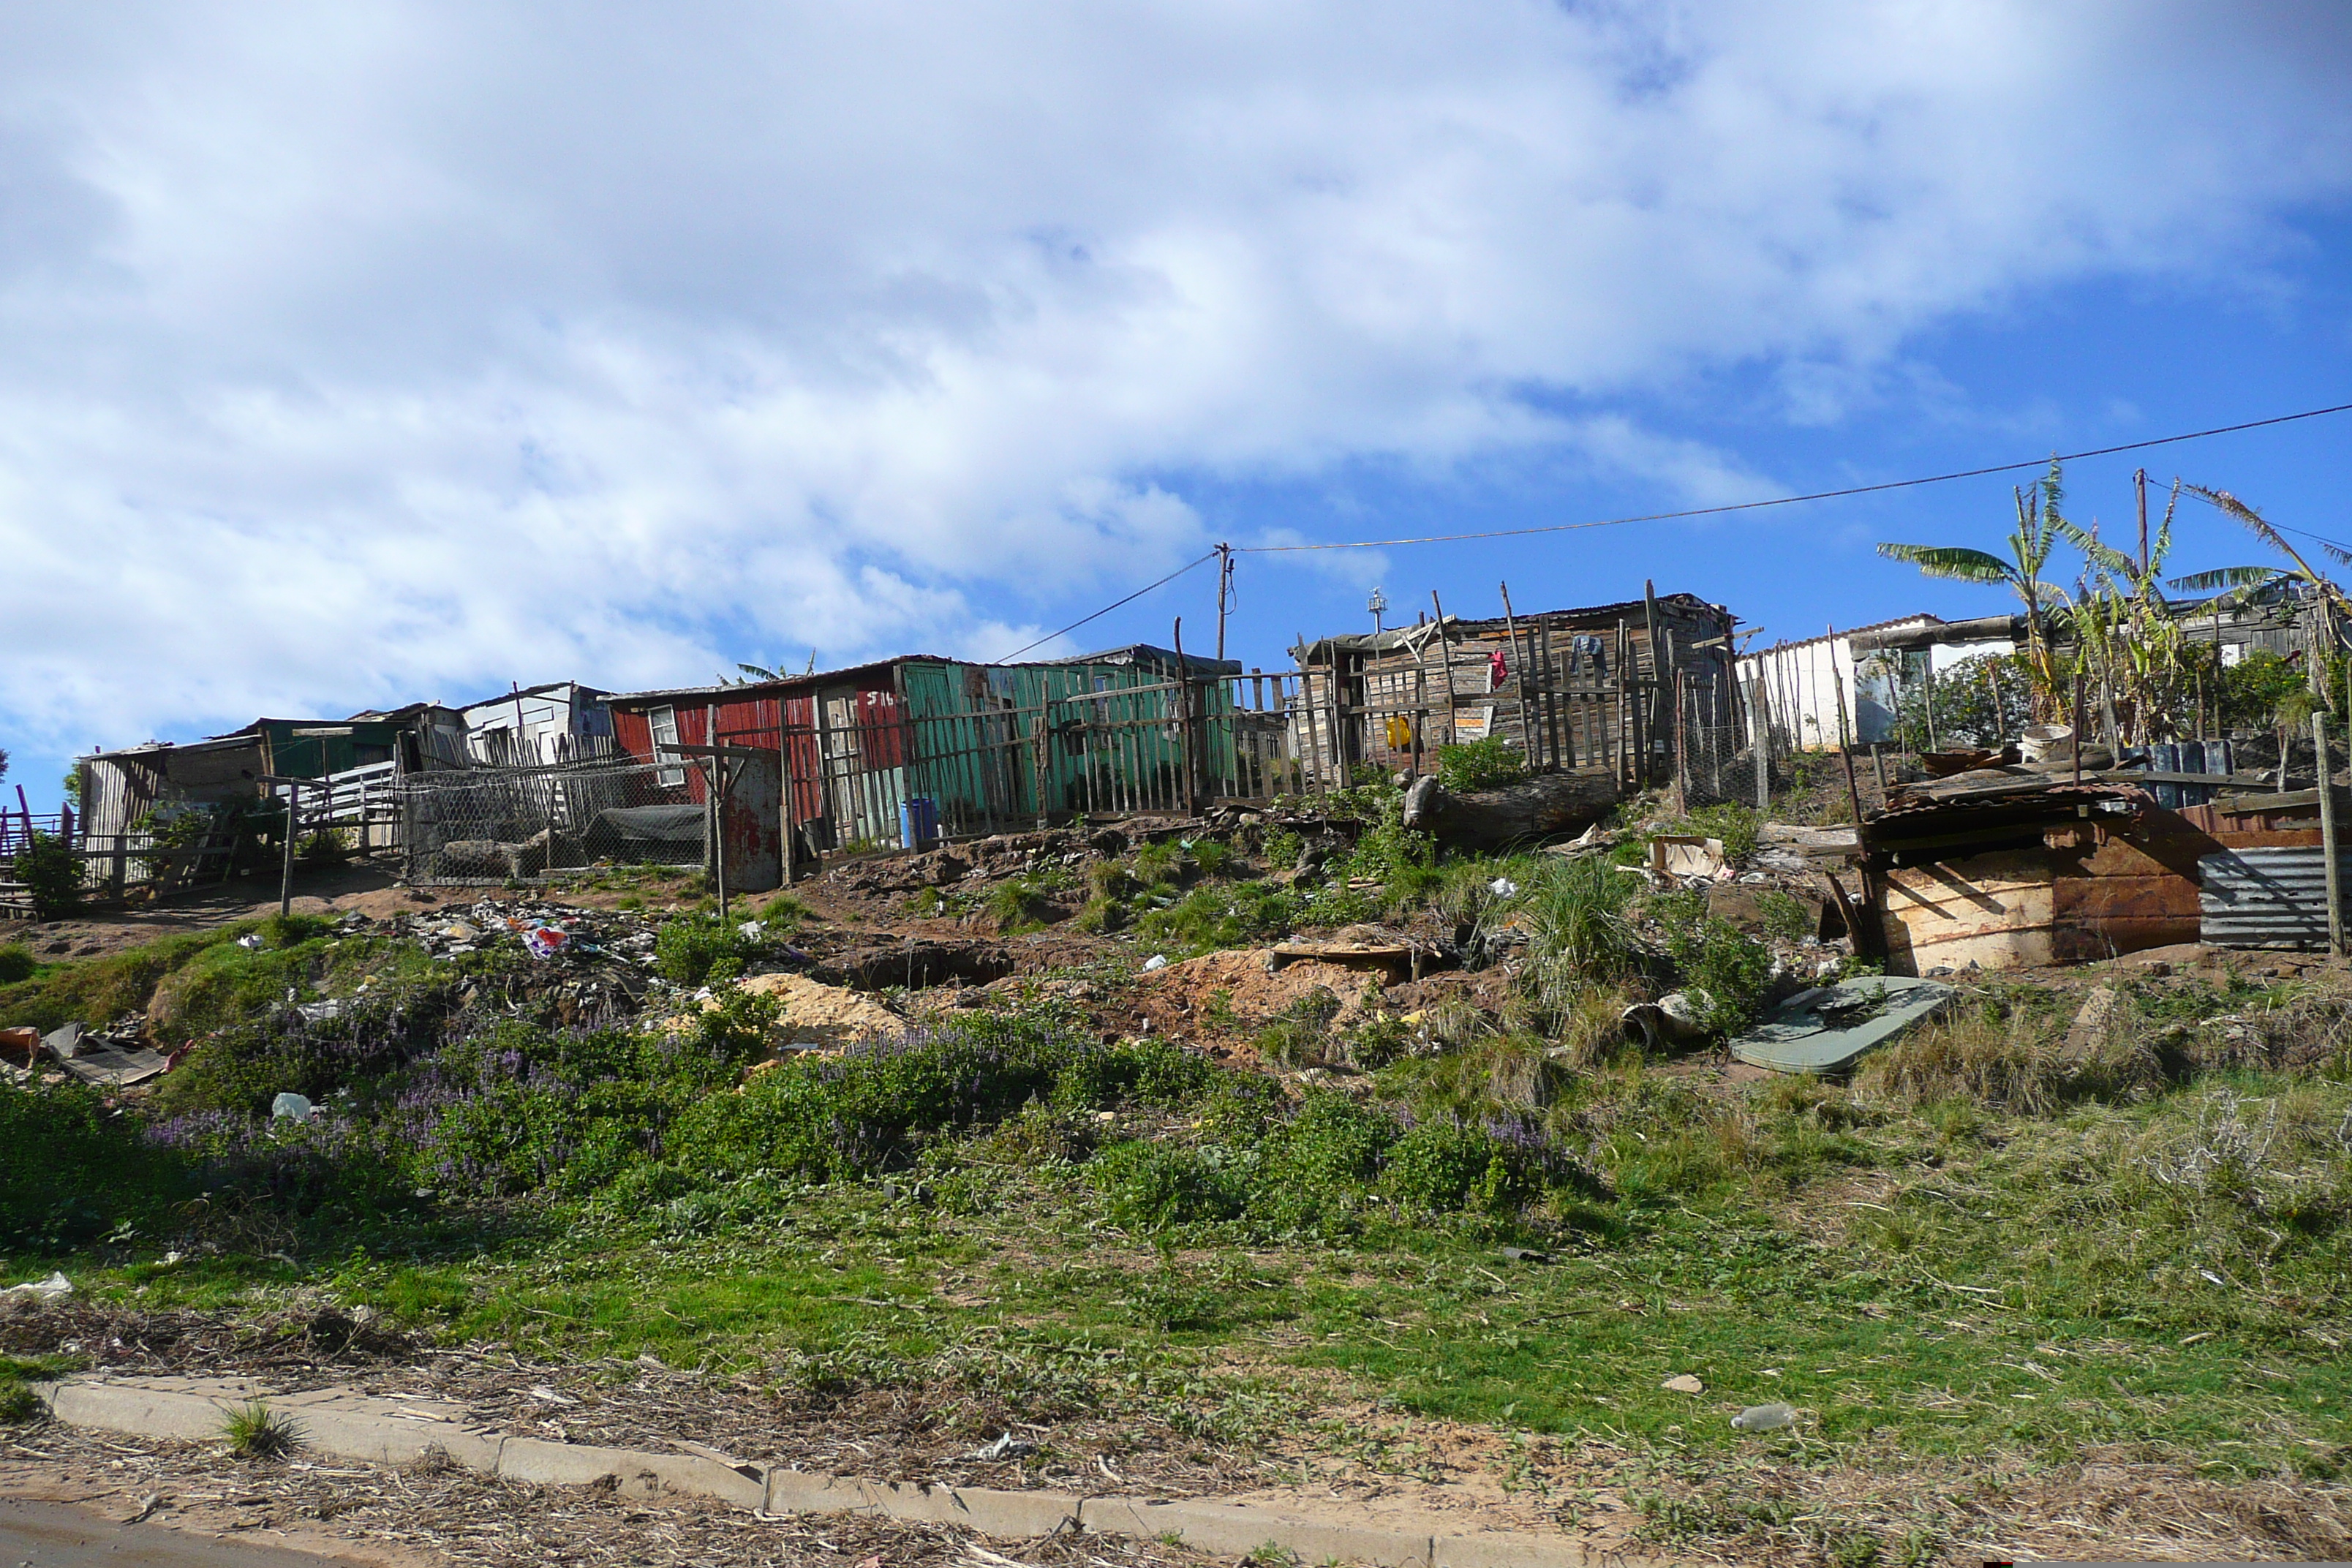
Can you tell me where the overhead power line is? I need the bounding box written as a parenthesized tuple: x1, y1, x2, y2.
(1232, 399, 2352, 554)
(994, 550, 1221, 662)
(987, 397, 2352, 663)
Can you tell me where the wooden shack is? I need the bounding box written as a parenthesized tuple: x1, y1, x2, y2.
(1291, 584, 1736, 788)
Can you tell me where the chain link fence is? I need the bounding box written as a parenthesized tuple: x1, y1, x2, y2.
(393, 758, 706, 885)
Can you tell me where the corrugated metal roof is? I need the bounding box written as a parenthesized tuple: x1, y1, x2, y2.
(1300, 591, 1733, 658)
(1870, 780, 2147, 825)
(604, 657, 947, 708)
(1749, 612, 1948, 656)
(1049, 643, 1243, 675)
(605, 648, 1187, 709)
(2199, 845, 2352, 949)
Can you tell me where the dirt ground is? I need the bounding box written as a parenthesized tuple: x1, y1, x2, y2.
(0, 1423, 1235, 1568)
(7, 1296, 2349, 1566)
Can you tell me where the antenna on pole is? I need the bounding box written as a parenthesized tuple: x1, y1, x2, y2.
(1367, 587, 1388, 634)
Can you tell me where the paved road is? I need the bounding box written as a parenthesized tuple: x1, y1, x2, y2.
(0, 1499, 357, 1567)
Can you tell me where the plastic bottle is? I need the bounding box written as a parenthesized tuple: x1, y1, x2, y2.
(1731, 1402, 1794, 1431)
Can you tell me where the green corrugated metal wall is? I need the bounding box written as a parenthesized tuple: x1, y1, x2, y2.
(895, 659, 1233, 825)
(256, 721, 404, 779)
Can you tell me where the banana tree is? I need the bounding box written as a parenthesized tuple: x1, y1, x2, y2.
(2051, 481, 2199, 741)
(1877, 459, 2070, 706)
(2172, 483, 2351, 617)
(2171, 483, 2352, 711)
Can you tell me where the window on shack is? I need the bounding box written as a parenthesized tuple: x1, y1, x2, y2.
(649, 704, 685, 786)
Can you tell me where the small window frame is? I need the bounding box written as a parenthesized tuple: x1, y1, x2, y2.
(649, 704, 685, 787)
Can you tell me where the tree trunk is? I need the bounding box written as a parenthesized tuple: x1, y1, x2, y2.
(1403, 772, 1619, 851)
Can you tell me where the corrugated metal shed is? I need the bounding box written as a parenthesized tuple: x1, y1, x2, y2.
(2198, 845, 2352, 950)
(606, 652, 1241, 846)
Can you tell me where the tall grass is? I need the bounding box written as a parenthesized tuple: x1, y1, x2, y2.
(1517, 855, 1637, 1020)
(1856, 992, 2163, 1115)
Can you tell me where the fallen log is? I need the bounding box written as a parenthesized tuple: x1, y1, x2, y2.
(1402, 772, 1618, 851)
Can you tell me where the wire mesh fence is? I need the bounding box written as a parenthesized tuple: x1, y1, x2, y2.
(1674, 713, 1925, 817)
(1674, 720, 1770, 810)
(394, 757, 706, 885)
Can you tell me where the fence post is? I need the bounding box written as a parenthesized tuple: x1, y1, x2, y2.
(1537, 617, 1562, 771)
(781, 722, 798, 886)
(1499, 584, 1533, 770)
(714, 757, 730, 921)
(1428, 592, 1459, 755)
(2316, 713, 2344, 958)
(1172, 618, 1200, 815)
(1324, 654, 1345, 792)
(279, 783, 298, 919)
(1030, 714, 1051, 829)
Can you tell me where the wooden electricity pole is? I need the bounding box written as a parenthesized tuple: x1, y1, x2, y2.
(1214, 543, 1234, 663)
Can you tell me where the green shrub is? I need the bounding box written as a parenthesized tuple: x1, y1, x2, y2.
(1436, 738, 1526, 794)
(15, 832, 81, 919)
(298, 827, 350, 864)
(986, 878, 1058, 934)
(0, 1078, 194, 1248)
(1260, 828, 1304, 874)
(422, 1010, 773, 1196)
(1053, 1038, 1218, 1111)
(1252, 987, 1344, 1068)
(2218, 648, 2310, 733)
(1262, 1090, 1396, 1191)
(1091, 1140, 1245, 1230)
(1070, 895, 1128, 934)
(1753, 889, 1817, 942)
(655, 912, 748, 984)
(1134, 883, 1299, 957)
(1680, 803, 1763, 866)
(1088, 862, 1140, 900)
(222, 1401, 302, 1458)
(754, 893, 811, 924)
(1392, 1035, 1567, 1122)
(255, 912, 333, 949)
(1664, 918, 1775, 1036)
(0, 1378, 39, 1423)
(1324, 790, 1441, 913)
(1340, 1011, 1413, 1071)
(1383, 1120, 1525, 1213)
(670, 1011, 1075, 1182)
(0, 946, 34, 986)
(1131, 841, 1188, 887)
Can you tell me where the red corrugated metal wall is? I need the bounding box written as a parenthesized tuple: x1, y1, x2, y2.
(612, 674, 910, 825)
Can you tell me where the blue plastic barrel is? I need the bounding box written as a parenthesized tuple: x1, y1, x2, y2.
(900, 796, 940, 850)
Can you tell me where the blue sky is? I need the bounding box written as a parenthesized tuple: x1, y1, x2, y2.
(4, 3, 2351, 810)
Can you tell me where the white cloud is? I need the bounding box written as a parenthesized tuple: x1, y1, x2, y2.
(1, 0, 2348, 774)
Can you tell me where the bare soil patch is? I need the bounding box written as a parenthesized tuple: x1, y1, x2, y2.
(0, 1424, 1227, 1568)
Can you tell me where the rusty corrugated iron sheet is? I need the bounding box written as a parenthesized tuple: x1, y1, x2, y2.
(2198, 845, 2352, 950)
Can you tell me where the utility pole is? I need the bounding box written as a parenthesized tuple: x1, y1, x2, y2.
(1214, 543, 1234, 663)
(2136, 468, 2150, 579)
(1367, 587, 1387, 635)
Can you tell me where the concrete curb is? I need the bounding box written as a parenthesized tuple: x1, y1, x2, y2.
(36, 1376, 1635, 1567)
